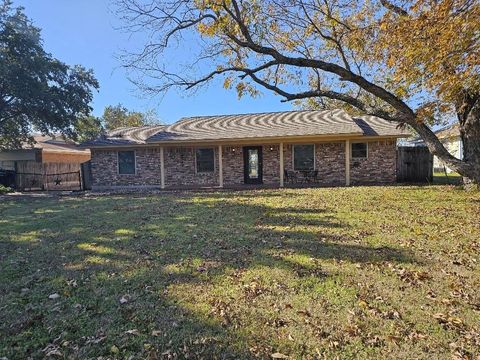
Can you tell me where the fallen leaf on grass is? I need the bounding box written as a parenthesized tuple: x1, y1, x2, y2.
(42, 344, 62, 357)
(66, 279, 77, 287)
(433, 313, 464, 328)
(408, 331, 428, 341)
(271, 353, 289, 359)
(125, 329, 140, 335)
(297, 309, 312, 317)
(358, 300, 368, 308)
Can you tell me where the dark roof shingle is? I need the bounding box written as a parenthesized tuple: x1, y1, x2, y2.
(148, 109, 361, 142)
(82, 109, 408, 147)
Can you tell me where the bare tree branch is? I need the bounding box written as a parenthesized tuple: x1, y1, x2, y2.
(379, 0, 409, 16)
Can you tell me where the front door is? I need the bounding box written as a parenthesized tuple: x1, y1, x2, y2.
(243, 146, 263, 184)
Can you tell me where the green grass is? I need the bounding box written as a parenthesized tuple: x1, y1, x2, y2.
(1, 186, 479, 359)
(433, 171, 462, 185)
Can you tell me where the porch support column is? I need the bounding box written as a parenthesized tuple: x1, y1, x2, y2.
(218, 145, 223, 188)
(279, 142, 284, 187)
(160, 146, 165, 189)
(345, 140, 351, 186)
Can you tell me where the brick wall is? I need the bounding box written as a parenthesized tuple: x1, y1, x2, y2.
(262, 145, 281, 184)
(221, 144, 280, 185)
(90, 139, 397, 189)
(222, 146, 244, 185)
(350, 140, 397, 184)
(91, 148, 162, 187)
(164, 147, 219, 187)
(283, 142, 346, 185)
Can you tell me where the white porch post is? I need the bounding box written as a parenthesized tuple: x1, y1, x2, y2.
(160, 146, 165, 189)
(279, 142, 284, 187)
(218, 145, 223, 188)
(345, 140, 351, 186)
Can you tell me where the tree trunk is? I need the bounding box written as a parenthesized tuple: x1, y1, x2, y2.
(411, 122, 474, 182)
(457, 93, 480, 190)
(408, 93, 480, 190)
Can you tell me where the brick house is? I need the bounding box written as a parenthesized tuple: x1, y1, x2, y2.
(83, 109, 408, 190)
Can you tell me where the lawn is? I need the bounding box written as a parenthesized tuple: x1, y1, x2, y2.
(0, 186, 479, 359)
(433, 172, 463, 186)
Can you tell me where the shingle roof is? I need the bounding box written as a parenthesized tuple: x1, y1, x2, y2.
(82, 109, 408, 147)
(25, 135, 90, 154)
(86, 125, 167, 146)
(353, 115, 409, 137)
(148, 109, 361, 142)
(435, 123, 460, 139)
(402, 122, 459, 146)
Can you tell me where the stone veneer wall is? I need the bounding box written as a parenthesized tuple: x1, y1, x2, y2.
(350, 139, 397, 184)
(90, 139, 397, 189)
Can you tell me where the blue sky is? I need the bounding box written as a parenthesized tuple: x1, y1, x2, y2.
(14, 0, 292, 124)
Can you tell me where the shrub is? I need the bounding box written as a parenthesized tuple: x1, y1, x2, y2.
(0, 184, 13, 194)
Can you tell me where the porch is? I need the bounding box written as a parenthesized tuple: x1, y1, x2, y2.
(157, 140, 353, 189)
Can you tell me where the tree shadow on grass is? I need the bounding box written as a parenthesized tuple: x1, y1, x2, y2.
(0, 192, 417, 359)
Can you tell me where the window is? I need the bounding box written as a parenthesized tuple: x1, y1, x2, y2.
(118, 151, 136, 174)
(351, 143, 368, 158)
(293, 144, 315, 170)
(196, 148, 215, 172)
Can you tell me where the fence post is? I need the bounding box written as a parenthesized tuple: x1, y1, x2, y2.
(43, 163, 48, 191)
(78, 170, 83, 191)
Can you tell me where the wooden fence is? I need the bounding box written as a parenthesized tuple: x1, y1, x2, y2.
(80, 161, 93, 190)
(15, 161, 82, 191)
(396, 146, 433, 183)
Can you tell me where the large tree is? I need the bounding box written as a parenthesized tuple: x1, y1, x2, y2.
(74, 104, 162, 142)
(74, 115, 104, 143)
(0, 1, 98, 150)
(101, 104, 160, 130)
(115, 0, 480, 188)
(102, 104, 161, 131)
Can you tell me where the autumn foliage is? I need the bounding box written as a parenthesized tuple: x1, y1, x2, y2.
(116, 0, 480, 186)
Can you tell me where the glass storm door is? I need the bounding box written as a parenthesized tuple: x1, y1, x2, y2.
(243, 146, 263, 184)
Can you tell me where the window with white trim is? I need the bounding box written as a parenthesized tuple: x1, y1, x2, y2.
(118, 151, 136, 174)
(351, 143, 368, 158)
(196, 148, 215, 172)
(293, 144, 315, 170)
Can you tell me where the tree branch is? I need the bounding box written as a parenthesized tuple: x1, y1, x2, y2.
(225, 0, 414, 119)
(379, 0, 409, 16)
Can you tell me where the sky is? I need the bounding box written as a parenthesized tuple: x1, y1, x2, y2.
(14, 0, 293, 124)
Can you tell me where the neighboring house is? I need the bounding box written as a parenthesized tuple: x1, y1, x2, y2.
(433, 124, 463, 173)
(82, 109, 409, 190)
(0, 135, 91, 171)
(403, 123, 463, 173)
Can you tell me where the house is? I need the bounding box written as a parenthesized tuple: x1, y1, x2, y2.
(0, 135, 91, 190)
(82, 109, 409, 190)
(432, 123, 463, 173)
(0, 135, 91, 171)
(403, 123, 463, 173)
